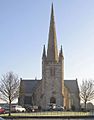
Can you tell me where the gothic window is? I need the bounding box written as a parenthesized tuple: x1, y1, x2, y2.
(50, 68, 55, 76)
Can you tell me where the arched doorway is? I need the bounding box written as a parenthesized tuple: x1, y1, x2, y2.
(50, 97, 56, 104)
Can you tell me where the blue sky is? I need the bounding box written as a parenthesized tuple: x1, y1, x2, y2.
(0, 0, 94, 85)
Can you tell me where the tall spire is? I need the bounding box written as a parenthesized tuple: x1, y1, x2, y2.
(47, 3, 58, 62)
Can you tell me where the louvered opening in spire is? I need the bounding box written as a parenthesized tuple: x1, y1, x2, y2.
(47, 3, 58, 63)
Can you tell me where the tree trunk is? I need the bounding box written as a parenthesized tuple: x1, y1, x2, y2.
(9, 99, 11, 116)
(84, 100, 87, 111)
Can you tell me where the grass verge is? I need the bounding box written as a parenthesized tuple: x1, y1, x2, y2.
(0, 111, 90, 117)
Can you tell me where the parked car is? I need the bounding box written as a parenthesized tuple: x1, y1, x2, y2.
(25, 105, 39, 112)
(0, 117, 5, 120)
(46, 104, 64, 111)
(0, 107, 5, 114)
(2, 104, 9, 113)
(56, 106, 64, 111)
(46, 103, 56, 111)
(11, 105, 26, 112)
(25, 105, 33, 112)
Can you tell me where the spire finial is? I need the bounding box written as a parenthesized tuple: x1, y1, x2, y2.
(51, 2, 54, 15)
(52, 2, 53, 7)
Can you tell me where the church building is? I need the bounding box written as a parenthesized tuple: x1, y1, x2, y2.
(18, 4, 80, 111)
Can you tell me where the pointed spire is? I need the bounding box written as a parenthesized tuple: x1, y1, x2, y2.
(59, 45, 64, 61)
(42, 45, 46, 58)
(60, 45, 63, 55)
(47, 3, 58, 62)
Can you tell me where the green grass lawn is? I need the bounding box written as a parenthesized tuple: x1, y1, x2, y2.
(0, 111, 90, 117)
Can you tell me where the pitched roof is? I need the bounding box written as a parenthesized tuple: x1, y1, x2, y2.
(21, 79, 41, 94)
(20, 79, 79, 95)
(64, 80, 79, 95)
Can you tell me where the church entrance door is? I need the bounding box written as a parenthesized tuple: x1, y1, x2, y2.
(50, 97, 56, 110)
(50, 97, 56, 104)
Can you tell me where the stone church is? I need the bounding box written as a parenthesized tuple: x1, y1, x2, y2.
(18, 4, 80, 110)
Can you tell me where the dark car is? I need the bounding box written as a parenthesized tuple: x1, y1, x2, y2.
(25, 105, 38, 112)
(56, 106, 64, 111)
(25, 106, 33, 112)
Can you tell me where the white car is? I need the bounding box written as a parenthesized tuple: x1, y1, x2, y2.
(12, 105, 26, 112)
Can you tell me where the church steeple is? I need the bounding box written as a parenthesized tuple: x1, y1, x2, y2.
(47, 3, 58, 62)
(41, 4, 65, 109)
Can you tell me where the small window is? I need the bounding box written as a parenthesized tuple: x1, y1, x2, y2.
(50, 68, 55, 76)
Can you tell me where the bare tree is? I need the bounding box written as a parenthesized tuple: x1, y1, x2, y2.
(0, 72, 20, 116)
(80, 79, 94, 111)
